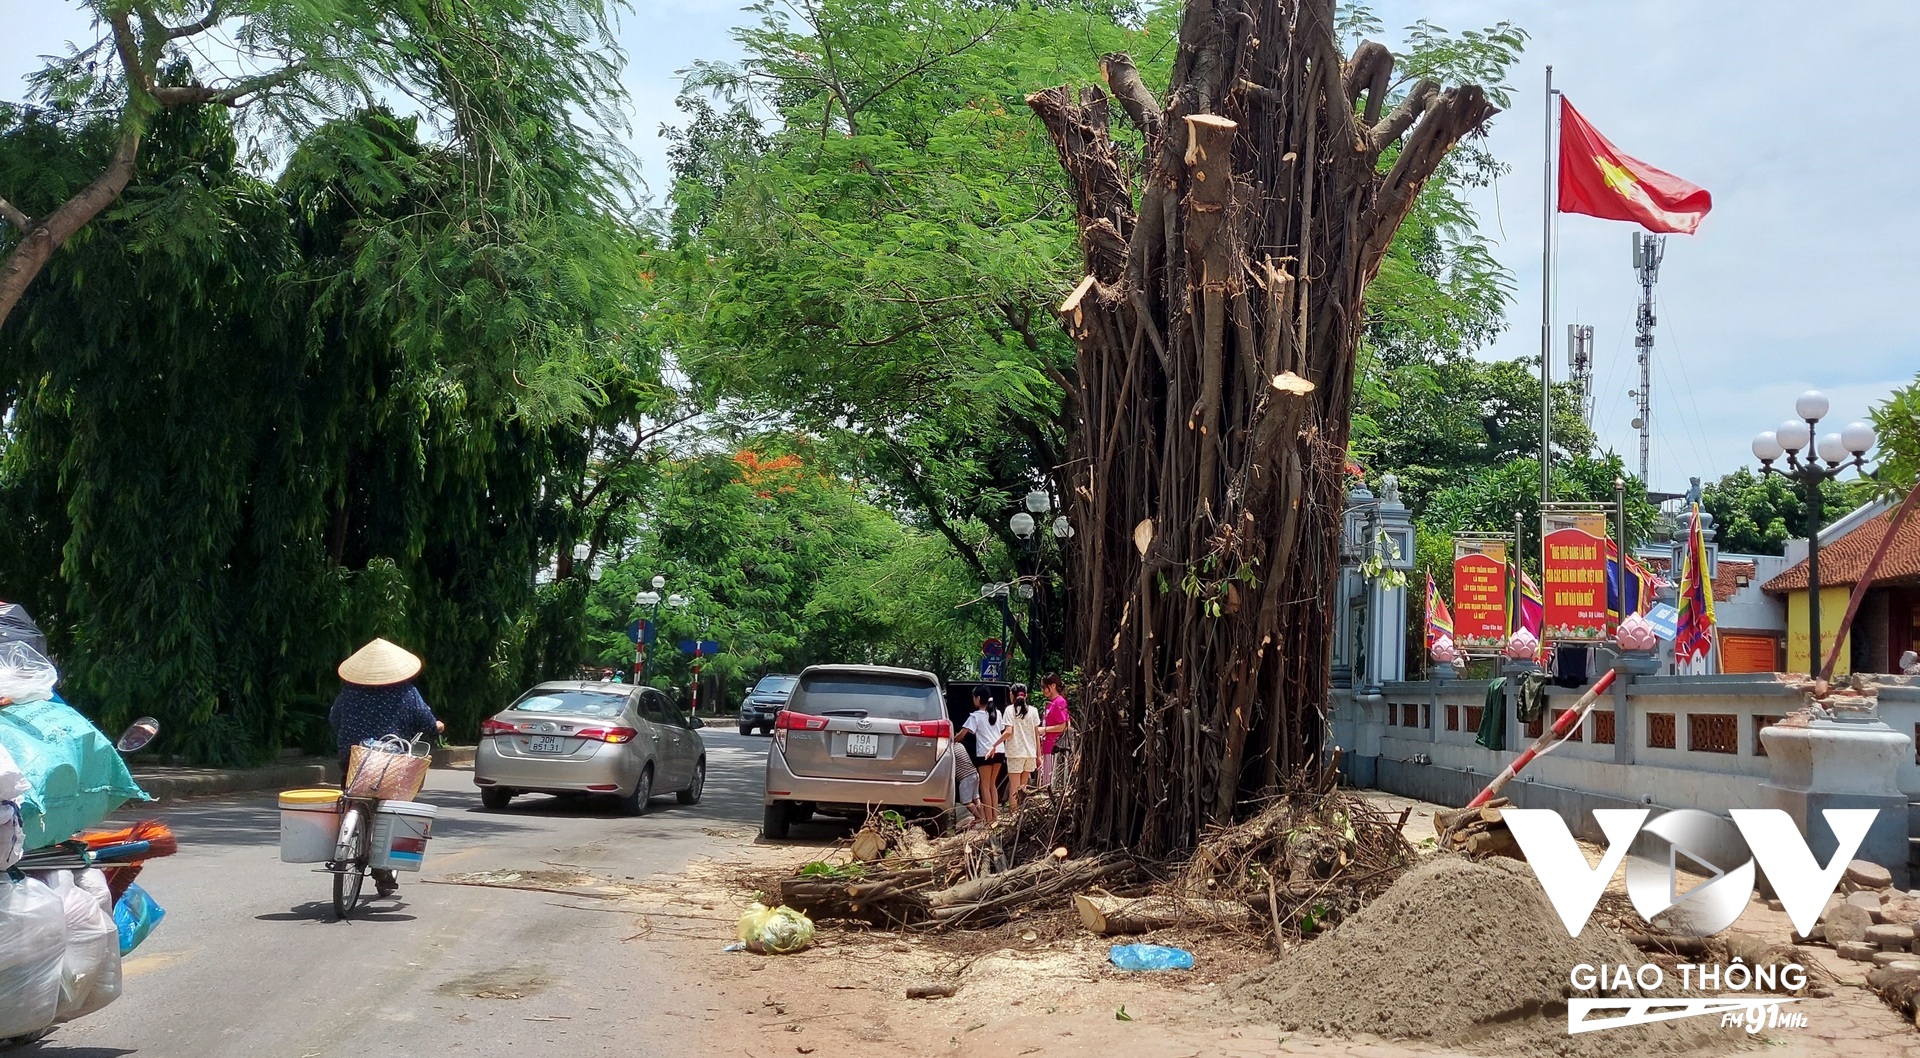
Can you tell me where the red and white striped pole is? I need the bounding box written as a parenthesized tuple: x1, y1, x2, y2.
(1465, 668, 1617, 809)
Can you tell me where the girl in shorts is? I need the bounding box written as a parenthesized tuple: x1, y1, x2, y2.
(994, 683, 1041, 809)
(961, 689, 1005, 823)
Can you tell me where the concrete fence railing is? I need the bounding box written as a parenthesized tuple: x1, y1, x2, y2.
(1332, 673, 1920, 885)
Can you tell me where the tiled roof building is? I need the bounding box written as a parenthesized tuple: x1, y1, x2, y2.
(1761, 500, 1920, 674)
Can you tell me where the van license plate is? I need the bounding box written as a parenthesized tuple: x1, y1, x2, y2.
(846, 733, 879, 758)
(528, 735, 563, 754)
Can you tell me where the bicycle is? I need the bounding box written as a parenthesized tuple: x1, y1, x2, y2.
(327, 793, 380, 919)
(326, 733, 431, 920)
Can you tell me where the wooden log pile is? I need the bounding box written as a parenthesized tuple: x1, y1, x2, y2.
(779, 867, 938, 927)
(772, 787, 1417, 943)
(775, 817, 1136, 929)
(1433, 798, 1519, 859)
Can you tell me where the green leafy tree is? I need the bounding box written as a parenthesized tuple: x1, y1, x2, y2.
(0, 0, 632, 334)
(0, 9, 653, 761)
(1358, 357, 1594, 511)
(661, 0, 1527, 712)
(1872, 372, 1920, 494)
(1700, 468, 1871, 556)
(1420, 453, 1657, 548)
(655, 0, 1163, 678)
(587, 436, 996, 698)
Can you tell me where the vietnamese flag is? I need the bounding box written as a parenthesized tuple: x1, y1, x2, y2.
(1557, 98, 1711, 235)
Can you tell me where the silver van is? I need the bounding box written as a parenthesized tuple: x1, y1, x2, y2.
(760, 664, 954, 838)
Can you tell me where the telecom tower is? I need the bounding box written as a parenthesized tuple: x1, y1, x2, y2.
(1629, 232, 1665, 485)
(1566, 323, 1594, 427)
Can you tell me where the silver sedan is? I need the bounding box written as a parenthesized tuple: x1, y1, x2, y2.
(474, 682, 706, 815)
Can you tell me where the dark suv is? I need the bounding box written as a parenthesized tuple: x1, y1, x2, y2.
(738, 673, 799, 735)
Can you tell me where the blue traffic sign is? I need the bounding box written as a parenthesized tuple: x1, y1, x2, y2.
(678, 639, 721, 656)
(979, 655, 1005, 680)
(628, 620, 657, 645)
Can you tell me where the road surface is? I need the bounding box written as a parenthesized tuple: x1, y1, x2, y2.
(19, 729, 810, 1058)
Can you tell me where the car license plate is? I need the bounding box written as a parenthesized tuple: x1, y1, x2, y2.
(846, 733, 879, 758)
(528, 735, 564, 754)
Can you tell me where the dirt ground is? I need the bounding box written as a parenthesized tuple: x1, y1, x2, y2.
(605, 796, 1920, 1058)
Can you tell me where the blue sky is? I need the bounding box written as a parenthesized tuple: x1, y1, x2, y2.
(5, 1, 1915, 496)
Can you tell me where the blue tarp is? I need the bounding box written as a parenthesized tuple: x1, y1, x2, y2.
(0, 697, 148, 849)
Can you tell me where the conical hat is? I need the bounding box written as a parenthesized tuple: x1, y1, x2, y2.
(338, 638, 422, 686)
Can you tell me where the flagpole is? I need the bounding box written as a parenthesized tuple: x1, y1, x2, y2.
(1511, 508, 1523, 637)
(1540, 65, 1555, 505)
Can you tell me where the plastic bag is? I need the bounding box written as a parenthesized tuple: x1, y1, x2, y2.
(34, 869, 121, 1022)
(735, 901, 815, 954)
(0, 642, 56, 704)
(0, 803, 20, 871)
(0, 873, 65, 1039)
(345, 737, 430, 801)
(72, 867, 110, 914)
(0, 603, 48, 660)
(0, 697, 148, 850)
(1108, 943, 1194, 971)
(112, 884, 164, 956)
(0, 742, 25, 803)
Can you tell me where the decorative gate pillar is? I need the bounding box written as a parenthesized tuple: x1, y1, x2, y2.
(1335, 477, 1415, 694)
(1760, 702, 1911, 889)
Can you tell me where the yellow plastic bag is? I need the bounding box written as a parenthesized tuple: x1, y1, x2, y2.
(735, 901, 815, 954)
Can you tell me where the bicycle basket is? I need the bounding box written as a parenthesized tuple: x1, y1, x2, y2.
(344, 737, 430, 800)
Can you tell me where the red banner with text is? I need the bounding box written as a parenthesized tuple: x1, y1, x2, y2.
(1451, 553, 1508, 653)
(1542, 526, 1609, 642)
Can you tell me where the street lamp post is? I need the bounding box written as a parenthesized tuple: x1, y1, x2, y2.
(1750, 390, 1876, 671)
(570, 542, 602, 582)
(634, 575, 689, 682)
(1004, 489, 1069, 684)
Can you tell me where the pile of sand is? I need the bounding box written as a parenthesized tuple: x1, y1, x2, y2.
(1221, 857, 1733, 1057)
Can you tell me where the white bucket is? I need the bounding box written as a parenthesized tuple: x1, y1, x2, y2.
(369, 800, 437, 872)
(277, 789, 342, 864)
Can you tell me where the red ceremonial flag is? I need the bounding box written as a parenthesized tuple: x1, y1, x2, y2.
(1424, 573, 1455, 649)
(1557, 98, 1711, 235)
(1675, 504, 1717, 666)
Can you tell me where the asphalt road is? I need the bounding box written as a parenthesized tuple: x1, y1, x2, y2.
(17, 729, 804, 1058)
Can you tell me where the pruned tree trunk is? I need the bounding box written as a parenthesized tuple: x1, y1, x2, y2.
(1028, 0, 1496, 857)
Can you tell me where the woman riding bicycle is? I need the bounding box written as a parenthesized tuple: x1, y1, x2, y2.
(329, 638, 443, 897)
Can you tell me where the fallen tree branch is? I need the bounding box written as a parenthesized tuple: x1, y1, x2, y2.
(1074, 893, 1250, 934)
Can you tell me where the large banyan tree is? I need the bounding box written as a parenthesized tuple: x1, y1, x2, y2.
(1030, 0, 1498, 856)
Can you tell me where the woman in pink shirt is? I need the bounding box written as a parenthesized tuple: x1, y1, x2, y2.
(1036, 673, 1071, 789)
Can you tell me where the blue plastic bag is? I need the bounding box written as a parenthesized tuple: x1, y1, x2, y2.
(112, 883, 165, 955)
(1109, 943, 1194, 971)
